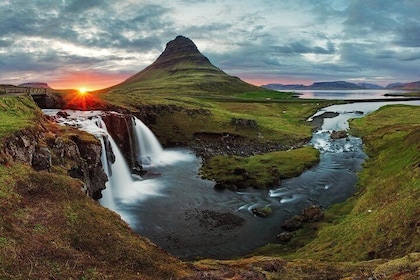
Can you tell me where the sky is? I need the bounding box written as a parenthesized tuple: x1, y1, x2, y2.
(0, 0, 419, 90)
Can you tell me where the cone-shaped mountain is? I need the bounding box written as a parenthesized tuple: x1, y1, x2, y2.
(110, 35, 264, 94)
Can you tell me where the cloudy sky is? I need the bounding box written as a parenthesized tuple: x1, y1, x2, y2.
(0, 0, 419, 90)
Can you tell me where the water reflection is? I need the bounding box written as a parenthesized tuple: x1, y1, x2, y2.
(295, 89, 415, 100)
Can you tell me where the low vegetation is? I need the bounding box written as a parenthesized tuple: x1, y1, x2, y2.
(0, 96, 40, 138)
(259, 105, 420, 263)
(1, 93, 419, 279)
(201, 146, 319, 189)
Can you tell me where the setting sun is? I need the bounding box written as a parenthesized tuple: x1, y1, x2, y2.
(78, 87, 88, 94)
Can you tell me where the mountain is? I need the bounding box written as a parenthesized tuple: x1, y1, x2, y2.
(386, 81, 420, 90)
(309, 81, 362, 89)
(262, 81, 363, 90)
(262, 84, 306, 90)
(19, 82, 51, 89)
(356, 82, 383, 89)
(107, 35, 263, 95)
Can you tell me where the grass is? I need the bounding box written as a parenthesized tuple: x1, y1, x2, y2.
(1, 93, 419, 278)
(279, 104, 420, 262)
(201, 146, 319, 189)
(0, 96, 40, 139)
(0, 162, 189, 280)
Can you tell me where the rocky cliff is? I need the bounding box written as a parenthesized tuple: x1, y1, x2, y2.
(0, 117, 107, 199)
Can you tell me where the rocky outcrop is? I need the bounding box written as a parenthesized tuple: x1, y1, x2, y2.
(1, 122, 107, 199)
(279, 205, 324, 242)
(190, 132, 294, 160)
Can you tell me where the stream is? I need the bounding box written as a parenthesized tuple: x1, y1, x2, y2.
(43, 99, 420, 260)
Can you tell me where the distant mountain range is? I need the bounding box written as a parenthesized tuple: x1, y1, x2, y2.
(262, 80, 420, 90)
(18, 82, 51, 89)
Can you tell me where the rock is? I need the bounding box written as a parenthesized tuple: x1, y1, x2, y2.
(281, 216, 303, 231)
(277, 231, 293, 242)
(190, 132, 294, 160)
(31, 146, 52, 171)
(231, 118, 258, 128)
(252, 206, 273, 218)
(2, 130, 37, 164)
(56, 111, 69, 118)
(330, 130, 348, 139)
(302, 204, 324, 222)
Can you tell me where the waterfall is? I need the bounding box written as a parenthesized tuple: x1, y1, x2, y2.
(41, 110, 165, 226)
(133, 117, 164, 165)
(98, 119, 140, 202)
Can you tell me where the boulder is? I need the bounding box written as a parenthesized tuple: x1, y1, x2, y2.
(302, 204, 324, 222)
(277, 231, 293, 242)
(252, 206, 273, 218)
(330, 130, 348, 139)
(281, 216, 303, 231)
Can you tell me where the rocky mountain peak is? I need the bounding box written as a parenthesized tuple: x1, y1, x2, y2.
(161, 35, 200, 57)
(153, 35, 211, 66)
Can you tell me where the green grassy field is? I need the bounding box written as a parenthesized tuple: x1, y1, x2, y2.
(0, 96, 40, 139)
(257, 104, 420, 262)
(202, 146, 319, 189)
(1, 93, 419, 278)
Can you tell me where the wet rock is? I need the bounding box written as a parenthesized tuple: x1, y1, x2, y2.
(281, 216, 303, 231)
(277, 231, 293, 242)
(302, 204, 324, 222)
(56, 110, 69, 118)
(330, 130, 348, 139)
(310, 111, 339, 130)
(102, 112, 135, 167)
(252, 206, 273, 218)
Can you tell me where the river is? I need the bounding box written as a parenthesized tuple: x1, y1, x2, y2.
(43, 99, 420, 260)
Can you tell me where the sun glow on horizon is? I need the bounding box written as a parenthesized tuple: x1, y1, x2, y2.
(78, 87, 88, 94)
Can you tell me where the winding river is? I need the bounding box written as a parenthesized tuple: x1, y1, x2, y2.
(44, 98, 420, 260)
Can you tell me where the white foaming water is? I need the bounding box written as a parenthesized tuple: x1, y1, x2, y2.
(42, 110, 173, 226)
(133, 118, 164, 165)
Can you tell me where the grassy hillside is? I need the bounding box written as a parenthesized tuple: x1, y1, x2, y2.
(287, 105, 420, 261)
(0, 96, 40, 138)
(1, 96, 419, 279)
(103, 35, 263, 96)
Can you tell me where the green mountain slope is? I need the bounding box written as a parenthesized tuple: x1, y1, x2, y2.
(105, 35, 264, 95)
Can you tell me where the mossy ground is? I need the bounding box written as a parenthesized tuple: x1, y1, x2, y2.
(257, 105, 420, 263)
(1, 93, 419, 278)
(0, 163, 190, 279)
(201, 146, 319, 189)
(0, 96, 40, 138)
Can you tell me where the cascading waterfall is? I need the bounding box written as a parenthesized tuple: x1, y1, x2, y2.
(133, 118, 164, 165)
(42, 110, 165, 226)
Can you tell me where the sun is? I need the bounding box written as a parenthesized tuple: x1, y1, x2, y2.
(78, 87, 88, 95)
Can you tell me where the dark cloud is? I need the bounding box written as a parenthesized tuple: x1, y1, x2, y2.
(395, 20, 420, 47)
(270, 41, 336, 55)
(64, 0, 106, 14)
(0, 0, 418, 88)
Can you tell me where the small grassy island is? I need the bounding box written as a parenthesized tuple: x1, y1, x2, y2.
(1, 36, 419, 279)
